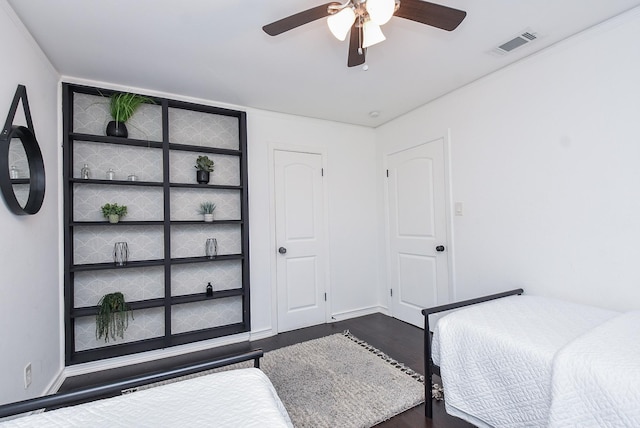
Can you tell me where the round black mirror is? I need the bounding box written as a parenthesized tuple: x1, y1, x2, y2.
(0, 125, 45, 215)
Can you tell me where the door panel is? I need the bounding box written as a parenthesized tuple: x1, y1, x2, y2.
(274, 150, 326, 332)
(387, 139, 449, 327)
(285, 256, 319, 311)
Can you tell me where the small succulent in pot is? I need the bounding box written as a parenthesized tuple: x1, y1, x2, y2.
(195, 155, 215, 184)
(199, 201, 216, 222)
(101, 203, 128, 223)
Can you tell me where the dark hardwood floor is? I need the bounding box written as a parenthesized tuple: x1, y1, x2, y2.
(61, 313, 472, 427)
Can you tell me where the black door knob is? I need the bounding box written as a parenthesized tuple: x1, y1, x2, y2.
(278, 247, 287, 254)
(435, 245, 445, 252)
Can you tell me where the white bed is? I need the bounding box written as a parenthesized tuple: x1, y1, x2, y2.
(548, 310, 640, 427)
(0, 368, 292, 428)
(0, 351, 293, 428)
(431, 295, 620, 427)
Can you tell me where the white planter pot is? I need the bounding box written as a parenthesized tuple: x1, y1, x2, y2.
(203, 214, 214, 222)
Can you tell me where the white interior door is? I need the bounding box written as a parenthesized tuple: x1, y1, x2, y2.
(387, 139, 450, 327)
(274, 150, 326, 332)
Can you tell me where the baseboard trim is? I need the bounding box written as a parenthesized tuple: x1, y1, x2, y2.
(45, 369, 66, 395)
(63, 332, 253, 378)
(250, 327, 275, 341)
(330, 306, 387, 322)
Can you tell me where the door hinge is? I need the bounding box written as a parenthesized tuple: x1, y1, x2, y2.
(390, 289, 393, 297)
(386, 169, 389, 177)
(324, 292, 327, 301)
(321, 168, 324, 177)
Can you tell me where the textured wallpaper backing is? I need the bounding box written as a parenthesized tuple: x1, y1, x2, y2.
(71, 91, 244, 351)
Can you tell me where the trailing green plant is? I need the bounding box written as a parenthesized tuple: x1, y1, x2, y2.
(95, 292, 133, 342)
(195, 155, 215, 172)
(199, 201, 217, 214)
(101, 203, 128, 218)
(109, 92, 155, 123)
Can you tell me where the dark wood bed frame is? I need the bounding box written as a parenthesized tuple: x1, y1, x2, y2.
(0, 349, 263, 419)
(421, 288, 524, 418)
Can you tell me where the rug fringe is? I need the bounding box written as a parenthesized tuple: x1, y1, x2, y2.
(342, 330, 445, 401)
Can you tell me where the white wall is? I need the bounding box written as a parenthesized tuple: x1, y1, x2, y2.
(0, 1, 61, 405)
(376, 8, 640, 312)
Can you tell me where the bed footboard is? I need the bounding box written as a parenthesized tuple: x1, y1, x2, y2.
(0, 349, 263, 419)
(421, 289, 524, 418)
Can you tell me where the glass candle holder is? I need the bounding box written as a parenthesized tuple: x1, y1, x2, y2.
(113, 242, 129, 266)
(205, 238, 218, 259)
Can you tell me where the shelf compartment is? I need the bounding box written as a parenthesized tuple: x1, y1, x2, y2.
(170, 188, 241, 221)
(172, 259, 243, 295)
(73, 186, 164, 222)
(170, 151, 240, 186)
(73, 225, 164, 265)
(74, 266, 165, 308)
(171, 296, 243, 335)
(72, 140, 164, 184)
(171, 224, 242, 259)
(72, 92, 162, 142)
(168, 107, 239, 151)
(74, 307, 165, 352)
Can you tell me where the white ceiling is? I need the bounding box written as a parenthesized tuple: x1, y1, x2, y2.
(7, 0, 640, 127)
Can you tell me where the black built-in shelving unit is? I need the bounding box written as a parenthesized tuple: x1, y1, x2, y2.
(62, 83, 250, 365)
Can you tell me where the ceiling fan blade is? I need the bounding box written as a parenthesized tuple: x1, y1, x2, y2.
(263, 2, 341, 36)
(347, 25, 365, 67)
(395, 0, 466, 31)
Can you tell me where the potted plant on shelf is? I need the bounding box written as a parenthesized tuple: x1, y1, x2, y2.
(101, 202, 128, 223)
(199, 201, 216, 222)
(195, 155, 214, 184)
(106, 92, 154, 138)
(95, 292, 133, 343)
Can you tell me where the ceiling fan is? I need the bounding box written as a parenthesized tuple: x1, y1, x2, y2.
(263, 0, 467, 67)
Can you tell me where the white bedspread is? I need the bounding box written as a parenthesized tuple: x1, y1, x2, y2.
(548, 311, 640, 428)
(432, 295, 617, 428)
(0, 368, 293, 427)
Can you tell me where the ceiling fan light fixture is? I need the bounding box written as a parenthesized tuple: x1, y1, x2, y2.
(327, 6, 356, 41)
(366, 0, 395, 25)
(362, 20, 386, 48)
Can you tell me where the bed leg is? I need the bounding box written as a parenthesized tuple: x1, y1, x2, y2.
(424, 312, 433, 419)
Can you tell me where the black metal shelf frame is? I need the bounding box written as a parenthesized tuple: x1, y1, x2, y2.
(71, 288, 244, 318)
(63, 82, 250, 365)
(71, 254, 244, 272)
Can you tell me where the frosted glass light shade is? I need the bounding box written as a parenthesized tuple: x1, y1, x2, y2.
(366, 0, 395, 25)
(362, 20, 386, 48)
(328, 7, 356, 41)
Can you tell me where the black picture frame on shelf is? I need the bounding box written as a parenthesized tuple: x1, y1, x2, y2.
(0, 85, 45, 215)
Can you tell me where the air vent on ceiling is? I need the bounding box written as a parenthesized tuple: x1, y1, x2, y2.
(492, 30, 538, 55)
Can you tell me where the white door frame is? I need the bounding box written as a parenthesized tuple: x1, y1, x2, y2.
(382, 131, 456, 318)
(268, 143, 331, 334)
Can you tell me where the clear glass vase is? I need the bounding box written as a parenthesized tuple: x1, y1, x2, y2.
(113, 242, 129, 266)
(205, 238, 218, 259)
